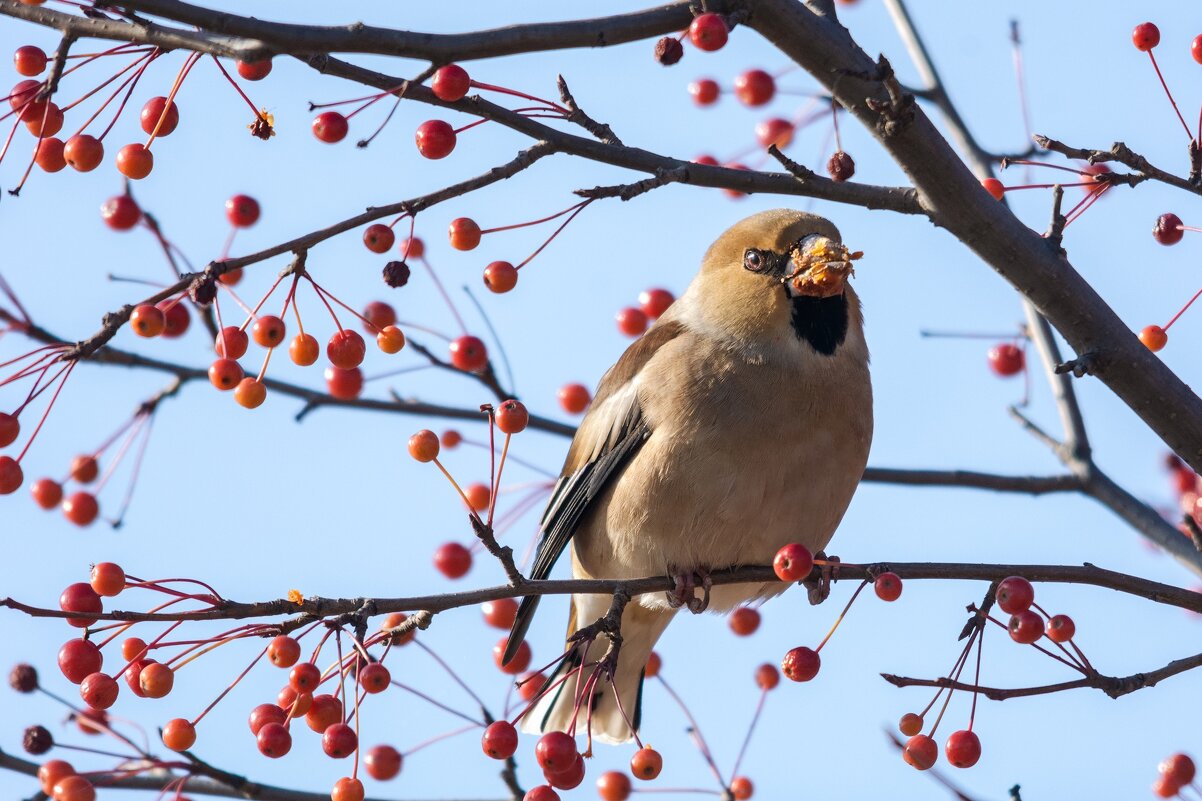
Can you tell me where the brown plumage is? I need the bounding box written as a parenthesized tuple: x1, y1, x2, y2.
(506, 209, 873, 743)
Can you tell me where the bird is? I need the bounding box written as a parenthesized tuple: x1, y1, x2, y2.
(503, 208, 873, 744)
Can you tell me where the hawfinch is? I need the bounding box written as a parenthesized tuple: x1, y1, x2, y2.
(504, 209, 873, 743)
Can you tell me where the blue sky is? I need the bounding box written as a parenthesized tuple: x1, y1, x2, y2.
(3, 2, 1202, 799)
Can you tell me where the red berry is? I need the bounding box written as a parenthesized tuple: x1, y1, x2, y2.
(615, 307, 648, 337)
(363, 224, 395, 254)
(481, 720, 519, 759)
(51, 775, 95, 801)
(38, 761, 75, 796)
(249, 702, 286, 734)
(130, 304, 165, 337)
(35, 137, 65, 172)
(1153, 776, 1182, 799)
(208, 359, 243, 391)
(157, 300, 190, 338)
(62, 492, 99, 527)
(365, 744, 403, 780)
(215, 326, 249, 359)
(981, 177, 1005, 200)
(31, 477, 62, 510)
(58, 639, 102, 684)
(558, 383, 590, 414)
(755, 117, 794, 149)
(0, 412, 17, 447)
(251, 315, 285, 348)
(1008, 609, 1044, 644)
(898, 712, 923, 737)
(874, 572, 902, 602)
(944, 729, 981, 768)
(1161, 754, 1197, 786)
(225, 194, 260, 228)
(484, 260, 518, 293)
(482, 598, 519, 629)
(728, 606, 760, 636)
(518, 671, 546, 700)
(903, 734, 938, 770)
(689, 13, 728, 51)
(495, 637, 531, 674)
(289, 661, 321, 692)
(408, 430, 440, 462)
(63, 134, 103, 172)
(79, 673, 118, 709)
(734, 69, 775, 106)
(305, 695, 344, 731)
(362, 300, 396, 331)
(630, 747, 663, 780)
(277, 686, 311, 715)
(441, 429, 462, 448)
(115, 143, 153, 179)
(60, 583, 102, 628)
(1141, 325, 1168, 352)
(465, 482, 491, 511)
(312, 111, 348, 143)
(773, 543, 814, 581)
(496, 399, 528, 434)
(545, 752, 585, 790)
(754, 662, 778, 690)
(449, 335, 489, 372)
(323, 723, 358, 759)
(401, 236, 425, 259)
(90, 563, 124, 597)
(257, 722, 292, 758)
(236, 58, 272, 81)
(324, 366, 362, 400)
(139, 661, 173, 698)
(415, 119, 456, 159)
(432, 65, 471, 101)
(267, 636, 300, 668)
(597, 770, 632, 801)
(101, 195, 141, 231)
(535, 731, 578, 773)
(70, 454, 98, 483)
(360, 663, 390, 693)
(781, 646, 820, 681)
(25, 101, 62, 137)
(1045, 614, 1075, 642)
(1132, 22, 1160, 51)
(995, 576, 1034, 614)
(638, 288, 674, 319)
(140, 96, 179, 136)
(730, 777, 753, 800)
(645, 652, 662, 679)
(14, 45, 47, 76)
(448, 218, 482, 250)
(987, 343, 1024, 377)
(434, 542, 472, 578)
(162, 718, 195, 751)
(1194, 36, 1202, 65)
(0, 455, 22, 495)
(327, 329, 366, 369)
(689, 78, 720, 105)
(332, 777, 364, 801)
(1154, 213, 1184, 245)
(525, 786, 560, 801)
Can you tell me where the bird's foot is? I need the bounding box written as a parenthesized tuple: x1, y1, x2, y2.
(665, 568, 712, 613)
(804, 552, 840, 605)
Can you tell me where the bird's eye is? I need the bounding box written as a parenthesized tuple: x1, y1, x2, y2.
(743, 250, 764, 272)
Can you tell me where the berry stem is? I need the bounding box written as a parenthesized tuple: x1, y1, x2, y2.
(15, 362, 73, 462)
(356, 94, 402, 147)
(656, 674, 726, 789)
(145, 52, 199, 148)
(390, 680, 483, 726)
(189, 640, 271, 725)
(401, 723, 479, 756)
(516, 200, 593, 270)
(207, 54, 265, 121)
(1147, 50, 1192, 139)
(59, 49, 156, 114)
(468, 80, 568, 113)
(412, 640, 489, 712)
(813, 579, 869, 653)
(729, 688, 767, 780)
(1163, 286, 1202, 332)
(417, 257, 469, 335)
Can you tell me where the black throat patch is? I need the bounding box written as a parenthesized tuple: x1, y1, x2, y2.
(788, 292, 849, 356)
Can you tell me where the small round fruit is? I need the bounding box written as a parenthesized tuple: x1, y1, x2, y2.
(730, 777, 753, 800)
(225, 194, 260, 227)
(268, 636, 300, 668)
(215, 326, 249, 359)
(58, 639, 102, 684)
(1008, 609, 1044, 644)
(158, 300, 190, 338)
(52, 775, 95, 801)
(139, 661, 173, 698)
(38, 760, 75, 795)
(1140, 325, 1168, 352)
(63, 135, 103, 172)
(0, 456, 22, 495)
(827, 151, 855, 182)
(277, 686, 311, 715)
(1161, 753, 1197, 786)
(773, 543, 814, 581)
(256, 721, 292, 758)
(236, 58, 272, 81)
(448, 217, 482, 250)
(1132, 22, 1160, 51)
(401, 236, 425, 258)
(645, 652, 662, 679)
(60, 583, 102, 627)
(31, 478, 63, 510)
(874, 572, 902, 601)
(251, 315, 285, 348)
(597, 770, 631, 801)
(434, 542, 472, 578)
(363, 224, 395, 253)
(754, 663, 778, 690)
(115, 143, 153, 179)
(415, 119, 456, 159)
(1045, 614, 1075, 643)
(162, 718, 195, 751)
(496, 638, 531, 674)
(482, 720, 519, 759)
(332, 777, 364, 801)
(781, 646, 820, 682)
(484, 260, 518, 293)
(377, 325, 405, 354)
(903, 734, 938, 770)
(987, 344, 1024, 377)
(208, 359, 243, 391)
(408, 430, 440, 462)
(1194, 35, 1202, 66)
(62, 492, 99, 527)
(432, 64, 470, 101)
(944, 729, 981, 769)
(288, 334, 319, 366)
(995, 576, 1034, 614)
(249, 702, 286, 734)
(898, 712, 923, 737)
(289, 661, 321, 692)
(140, 96, 179, 136)
(14, 45, 47, 76)
(558, 383, 590, 414)
(305, 695, 344, 732)
(102, 196, 143, 232)
(546, 753, 585, 791)
(1154, 213, 1184, 245)
(365, 744, 403, 780)
(689, 78, 720, 105)
(630, 747, 663, 780)
(728, 606, 760, 636)
(312, 111, 348, 143)
(441, 429, 462, 448)
(536, 731, 577, 772)
(525, 786, 560, 801)
(130, 304, 165, 337)
(0, 412, 18, 446)
(322, 722, 358, 758)
(482, 598, 518, 629)
(360, 663, 390, 693)
(90, 563, 124, 597)
(689, 13, 728, 51)
(79, 673, 118, 709)
(982, 177, 1005, 200)
(465, 482, 490, 511)
(518, 670, 546, 700)
(327, 330, 366, 369)
(734, 69, 774, 106)
(234, 378, 267, 409)
(71, 455, 98, 482)
(449, 335, 488, 372)
(615, 307, 648, 337)
(496, 399, 529, 434)
(35, 137, 65, 172)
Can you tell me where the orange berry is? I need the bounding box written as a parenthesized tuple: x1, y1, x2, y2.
(408, 430, 440, 462)
(161, 718, 195, 751)
(130, 304, 165, 337)
(234, 378, 267, 409)
(448, 217, 482, 250)
(377, 325, 406, 354)
(1140, 325, 1168, 352)
(289, 333, 319, 366)
(89, 563, 124, 597)
(115, 143, 153, 179)
(981, 177, 1005, 200)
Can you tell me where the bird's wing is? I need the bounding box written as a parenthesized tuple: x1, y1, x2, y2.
(503, 319, 684, 663)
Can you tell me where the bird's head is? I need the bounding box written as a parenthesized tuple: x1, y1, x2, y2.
(684, 209, 864, 357)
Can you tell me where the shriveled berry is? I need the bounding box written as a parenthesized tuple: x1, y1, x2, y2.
(826, 151, 855, 182)
(10, 663, 37, 692)
(24, 724, 53, 755)
(383, 260, 411, 288)
(654, 37, 683, 66)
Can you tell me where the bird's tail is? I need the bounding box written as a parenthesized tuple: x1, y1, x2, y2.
(519, 594, 675, 745)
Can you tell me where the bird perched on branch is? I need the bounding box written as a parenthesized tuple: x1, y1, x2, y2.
(504, 209, 873, 743)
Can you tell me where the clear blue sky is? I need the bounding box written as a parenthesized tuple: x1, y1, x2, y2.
(3, 2, 1202, 799)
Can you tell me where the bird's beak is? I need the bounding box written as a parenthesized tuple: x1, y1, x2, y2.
(783, 235, 862, 299)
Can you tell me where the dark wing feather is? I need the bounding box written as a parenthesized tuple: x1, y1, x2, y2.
(502, 320, 683, 664)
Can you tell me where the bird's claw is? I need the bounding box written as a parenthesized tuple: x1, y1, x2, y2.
(804, 552, 840, 605)
(666, 568, 712, 613)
